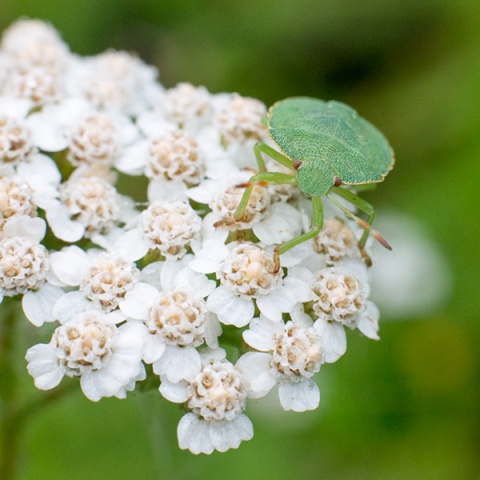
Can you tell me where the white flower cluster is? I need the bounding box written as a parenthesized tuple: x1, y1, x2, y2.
(1, 19, 383, 455)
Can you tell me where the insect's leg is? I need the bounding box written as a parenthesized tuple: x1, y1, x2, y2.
(230, 144, 295, 224)
(235, 144, 270, 222)
(328, 188, 391, 260)
(233, 171, 297, 221)
(253, 142, 268, 172)
(254, 142, 296, 171)
(272, 196, 324, 271)
(329, 187, 376, 248)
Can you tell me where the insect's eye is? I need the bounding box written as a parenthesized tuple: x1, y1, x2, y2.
(293, 161, 303, 170)
(334, 176, 342, 187)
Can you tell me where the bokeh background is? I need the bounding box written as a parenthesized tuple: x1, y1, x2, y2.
(1, 0, 479, 479)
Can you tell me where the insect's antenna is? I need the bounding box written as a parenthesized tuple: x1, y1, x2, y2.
(355, 218, 392, 250)
(326, 194, 392, 250)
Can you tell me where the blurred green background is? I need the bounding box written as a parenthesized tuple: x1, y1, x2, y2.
(1, 0, 479, 479)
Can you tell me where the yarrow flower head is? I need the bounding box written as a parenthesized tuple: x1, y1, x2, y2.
(211, 182, 271, 231)
(49, 246, 141, 323)
(164, 82, 212, 131)
(312, 217, 361, 264)
(0, 229, 49, 297)
(214, 93, 267, 146)
(0, 18, 394, 456)
(241, 314, 327, 411)
(0, 215, 64, 325)
(200, 242, 310, 327)
(120, 259, 220, 382)
(145, 130, 204, 185)
(159, 348, 254, 454)
(140, 200, 202, 259)
(67, 113, 121, 167)
(45, 171, 131, 243)
(0, 116, 36, 165)
(26, 310, 146, 401)
(1, 18, 69, 68)
(311, 266, 366, 327)
(76, 49, 160, 115)
(0, 176, 37, 227)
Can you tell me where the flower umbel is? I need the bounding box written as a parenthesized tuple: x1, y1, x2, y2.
(0, 18, 392, 456)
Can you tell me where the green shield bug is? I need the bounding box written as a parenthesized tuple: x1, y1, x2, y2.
(227, 97, 394, 270)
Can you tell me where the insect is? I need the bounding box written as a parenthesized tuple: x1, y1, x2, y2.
(231, 97, 394, 269)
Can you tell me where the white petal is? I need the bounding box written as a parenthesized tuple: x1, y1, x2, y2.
(143, 333, 166, 363)
(136, 111, 176, 139)
(289, 303, 314, 327)
(159, 379, 189, 403)
(46, 203, 85, 242)
(53, 292, 91, 323)
(0, 96, 32, 118)
(0, 164, 14, 177)
(188, 239, 229, 274)
(256, 287, 296, 322)
(207, 287, 254, 327)
(112, 228, 149, 262)
(2, 216, 46, 242)
(314, 318, 347, 363)
(296, 251, 329, 274)
(209, 415, 253, 452)
(174, 267, 216, 299)
(153, 345, 201, 383)
(104, 309, 127, 324)
(147, 177, 188, 203)
(199, 212, 229, 244)
(116, 194, 139, 224)
(46, 267, 65, 287)
(90, 226, 125, 251)
(186, 179, 217, 205)
(283, 273, 314, 303)
(17, 153, 62, 192)
(160, 259, 186, 292)
(80, 374, 105, 401)
(177, 413, 214, 454)
(25, 344, 64, 390)
(114, 140, 148, 175)
(120, 282, 158, 320)
(253, 202, 302, 245)
(289, 265, 315, 282)
(277, 242, 310, 268)
(242, 316, 280, 351)
(203, 313, 222, 348)
(278, 377, 320, 412)
(139, 261, 163, 290)
(49, 246, 88, 286)
(357, 301, 380, 340)
(114, 364, 146, 399)
(199, 347, 226, 364)
(22, 284, 64, 326)
(236, 352, 276, 398)
(25, 113, 68, 151)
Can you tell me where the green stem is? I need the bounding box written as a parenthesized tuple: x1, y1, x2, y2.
(0, 299, 21, 480)
(0, 300, 75, 480)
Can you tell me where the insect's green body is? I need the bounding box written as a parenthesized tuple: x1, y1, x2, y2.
(268, 98, 393, 197)
(231, 96, 394, 269)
